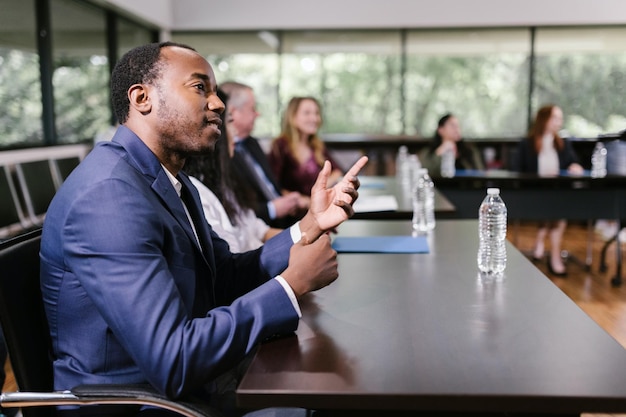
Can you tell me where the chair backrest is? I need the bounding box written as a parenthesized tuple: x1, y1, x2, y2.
(0, 228, 55, 417)
(52, 156, 81, 187)
(15, 161, 58, 225)
(0, 165, 29, 234)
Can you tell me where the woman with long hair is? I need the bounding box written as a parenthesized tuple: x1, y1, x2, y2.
(268, 96, 342, 196)
(514, 104, 583, 276)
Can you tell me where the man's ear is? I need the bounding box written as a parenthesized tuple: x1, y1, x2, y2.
(128, 84, 152, 115)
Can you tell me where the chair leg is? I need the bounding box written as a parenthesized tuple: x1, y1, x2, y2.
(600, 234, 617, 273)
(585, 219, 593, 271)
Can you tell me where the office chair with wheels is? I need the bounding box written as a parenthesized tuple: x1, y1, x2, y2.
(0, 229, 222, 417)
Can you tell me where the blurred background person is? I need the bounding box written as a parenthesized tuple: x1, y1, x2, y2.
(269, 96, 343, 196)
(221, 81, 308, 229)
(184, 89, 281, 252)
(419, 113, 484, 175)
(513, 104, 583, 277)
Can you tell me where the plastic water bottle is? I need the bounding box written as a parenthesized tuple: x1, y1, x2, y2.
(477, 188, 507, 275)
(407, 154, 422, 183)
(396, 145, 411, 185)
(411, 168, 435, 234)
(441, 148, 456, 178)
(591, 142, 607, 178)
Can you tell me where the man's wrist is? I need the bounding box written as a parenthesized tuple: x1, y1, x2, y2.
(298, 213, 323, 244)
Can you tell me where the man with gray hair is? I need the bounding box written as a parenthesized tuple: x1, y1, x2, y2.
(221, 81, 308, 228)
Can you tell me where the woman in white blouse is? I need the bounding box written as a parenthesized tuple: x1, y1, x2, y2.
(184, 91, 281, 252)
(514, 105, 583, 276)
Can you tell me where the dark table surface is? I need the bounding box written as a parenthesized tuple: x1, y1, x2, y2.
(237, 220, 626, 415)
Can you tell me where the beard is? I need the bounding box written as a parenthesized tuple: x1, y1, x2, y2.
(156, 96, 219, 158)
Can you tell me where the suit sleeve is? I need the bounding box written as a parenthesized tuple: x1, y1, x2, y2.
(60, 178, 299, 398)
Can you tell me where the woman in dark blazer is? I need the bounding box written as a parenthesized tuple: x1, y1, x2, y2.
(513, 104, 583, 277)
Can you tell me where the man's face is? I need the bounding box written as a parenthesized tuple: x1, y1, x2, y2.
(151, 46, 225, 157)
(230, 89, 259, 138)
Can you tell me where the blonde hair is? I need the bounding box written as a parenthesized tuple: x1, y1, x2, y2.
(278, 96, 325, 166)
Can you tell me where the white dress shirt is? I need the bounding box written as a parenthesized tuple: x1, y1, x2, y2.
(189, 176, 269, 253)
(538, 134, 560, 176)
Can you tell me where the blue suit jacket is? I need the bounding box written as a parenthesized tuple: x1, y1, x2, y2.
(40, 126, 299, 398)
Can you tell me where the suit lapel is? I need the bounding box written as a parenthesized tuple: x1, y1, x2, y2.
(112, 127, 214, 271)
(178, 173, 216, 269)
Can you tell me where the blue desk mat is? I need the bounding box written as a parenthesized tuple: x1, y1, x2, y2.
(332, 235, 429, 253)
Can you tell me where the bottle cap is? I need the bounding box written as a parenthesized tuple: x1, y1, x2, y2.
(487, 188, 500, 195)
(417, 168, 428, 175)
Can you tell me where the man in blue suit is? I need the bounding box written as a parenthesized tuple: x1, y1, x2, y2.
(40, 42, 367, 416)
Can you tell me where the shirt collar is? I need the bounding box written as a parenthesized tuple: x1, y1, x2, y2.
(161, 164, 182, 197)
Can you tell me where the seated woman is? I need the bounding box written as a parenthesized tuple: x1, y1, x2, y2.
(419, 113, 484, 175)
(513, 104, 583, 277)
(184, 92, 281, 253)
(269, 96, 342, 196)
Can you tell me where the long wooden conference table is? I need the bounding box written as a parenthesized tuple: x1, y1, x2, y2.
(356, 172, 626, 285)
(237, 220, 626, 416)
(433, 169, 626, 220)
(354, 176, 456, 220)
(357, 171, 626, 221)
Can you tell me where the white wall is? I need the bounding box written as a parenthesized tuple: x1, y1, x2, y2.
(171, 0, 626, 31)
(98, 0, 173, 29)
(103, 0, 626, 33)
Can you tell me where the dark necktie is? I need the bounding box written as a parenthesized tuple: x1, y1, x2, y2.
(235, 143, 280, 201)
(179, 181, 211, 316)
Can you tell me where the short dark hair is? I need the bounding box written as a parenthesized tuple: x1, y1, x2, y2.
(111, 41, 197, 124)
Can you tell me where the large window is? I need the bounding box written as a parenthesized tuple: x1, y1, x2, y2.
(533, 27, 626, 138)
(118, 16, 156, 59)
(2, 2, 626, 150)
(405, 29, 531, 139)
(174, 32, 281, 139)
(51, 0, 109, 144)
(281, 31, 403, 136)
(0, 0, 157, 149)
(0, 0, 43, 147)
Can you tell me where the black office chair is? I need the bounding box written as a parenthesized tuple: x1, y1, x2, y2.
(52, 156, 81, 187)
(0, 229, 221, 417)
(0, 165, 32, 240)
(14, 160, 58, 225)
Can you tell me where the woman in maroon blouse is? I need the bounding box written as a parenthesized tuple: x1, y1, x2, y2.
(269, 97, 343, 196)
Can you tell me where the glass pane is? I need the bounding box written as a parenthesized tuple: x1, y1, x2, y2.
(51, 0, 109, 144)
(281, 31, 403, 135)
(534, 27, 626, 138)
(172, 32, 280, 138)
(0, 0, 43, 147)
(406, 29, 530, 139)
(118, 17, 155, 58)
